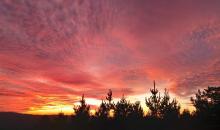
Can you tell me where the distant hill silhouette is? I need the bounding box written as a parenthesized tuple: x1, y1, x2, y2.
(0, 112, 40, 130)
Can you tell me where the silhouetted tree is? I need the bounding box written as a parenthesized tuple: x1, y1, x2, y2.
(72, 94, 91, 130)
(179, 109, 192, 130)
(146, 81, 180, 119)
(128, 101, 144, 119)
(145, 81, 161, 118)
(106, 89, 115, 111)
(191, 86, 220, 120)
(114, 95, 132, 120)
(106, 89, 113, 104)
(96, 100, 108, 119)
(160, 89, 180, 119)
(180, 109, 191, 120)
(96, 89, 115, 118)
(73, 94, 90, 119)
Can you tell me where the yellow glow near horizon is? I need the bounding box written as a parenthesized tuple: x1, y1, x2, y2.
(24, 95, 195, 115)
(25, 105, 74, 115)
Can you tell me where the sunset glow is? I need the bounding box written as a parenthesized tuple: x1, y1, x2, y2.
(0, 0, 220, 115)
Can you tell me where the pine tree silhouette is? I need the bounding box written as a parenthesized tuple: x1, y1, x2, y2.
(146, 81, 180, 119)
(106, 89, 113, 104)
(191, 86, 220, 120)
(128, 101, 144, 119)
(73, 94, 90, 119)
(160, 89, 180, 120)
(96, 89, 114, 118)
(145, 80, 161, 118)
(106, 89, 115, 114)
(96, 100, 108, 119)
(114, 95, 132, 120)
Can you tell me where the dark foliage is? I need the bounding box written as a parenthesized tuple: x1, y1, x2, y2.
(191, 86, 220, 129)
(96, 89, 114, 119)
(191, 86, 220, 118)
(145, 81, 161, 117)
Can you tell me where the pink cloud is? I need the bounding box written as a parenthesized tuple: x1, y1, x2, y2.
(0, 0, 220, 113)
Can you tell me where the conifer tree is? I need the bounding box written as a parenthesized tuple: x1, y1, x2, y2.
(114, 95, 132, 119)
(128, 101, 144, 119)
(160, 89, 180, 119)
(96, 100, 108, 118)
(191, 86, 220, 119)
(146, 81, 180, 119)
(73, 94, 90, 119)
(145, 81, 161, 117)
(96, 89, 114, 118)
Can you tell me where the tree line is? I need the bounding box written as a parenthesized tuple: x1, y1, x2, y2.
(1, 81, 219, 130)
(49, 81, 219, 130)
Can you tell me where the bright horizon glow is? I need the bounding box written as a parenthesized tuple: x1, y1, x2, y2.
(24, 93, 195, 115)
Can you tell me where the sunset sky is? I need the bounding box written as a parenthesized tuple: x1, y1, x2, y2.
(0, 0, 220, 115)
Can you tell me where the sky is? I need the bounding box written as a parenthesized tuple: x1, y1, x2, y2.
(0, 0, 220, 115)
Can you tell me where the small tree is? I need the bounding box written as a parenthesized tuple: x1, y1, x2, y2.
(145, 81, 161, 117)
(191, 86, 220, 119)
(96, 100, 108, 118)
(180, 109, 191, 120)
(106, 89, 113, 104)
(146, 81, 180, 119)
(96, 89, 115, 118)
(128, 101, 144, 119)
(114, 95, 132, 120)
(73, 94, 90, 119)
(106, 89, 115, 111)
(160, 89, 180, 119)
